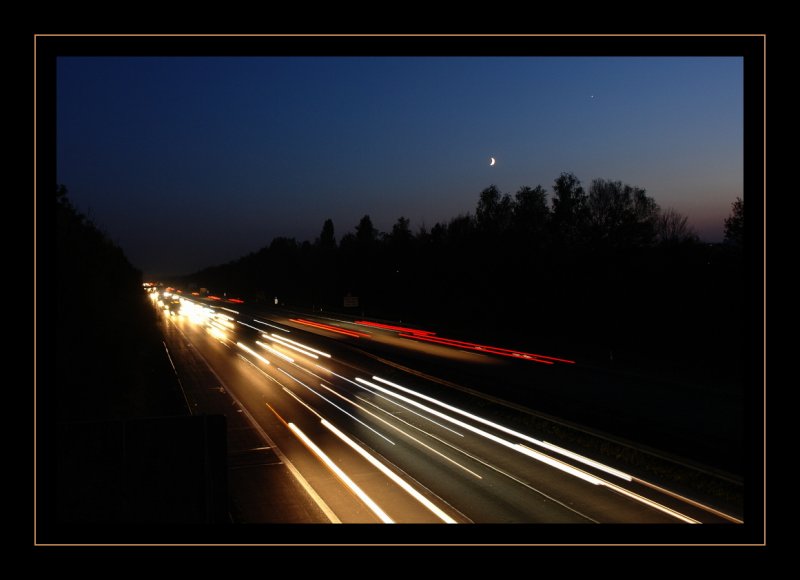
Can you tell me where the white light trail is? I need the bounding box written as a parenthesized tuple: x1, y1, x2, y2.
(312, 361, 334, 375)
(181, 299, 215, 325)
(631, 478, 743, 524)
(277, 369, 394, 445)
(253, 318, 291, 332)
(236, 342, 270, 366)
(285, 377, 476, 477)
(238, 354, 267, 377)
(515, 444, 602, 485)
(207, 326, 226, 340)
(269, 333, 331, 358)
(282, 387, 323, 419)
(237, 355, 286, 392)
(326, 386, 590, 523)
(267, 334, 319, 359)
(236, 320, 262, 332)
(330, 370, 362, 388)
(288, 422, 394, 524)
(595, 477, 700, 523)
(359, 377, 699, 523)
(220, 307, 239, 314)
(209, 320, 229, 333)
(358, 377, 591, 481)
(359, 397, 559, 495)
(256, 340, 295, 363)
(538, 440, 632, 481)
(354, 395, 482, 479)
(322, 419, 457, 523)
(371, 375, 631, 481)
(356, 384, 465, 437)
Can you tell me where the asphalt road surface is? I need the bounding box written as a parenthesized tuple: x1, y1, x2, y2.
(153, 292, 742, 525)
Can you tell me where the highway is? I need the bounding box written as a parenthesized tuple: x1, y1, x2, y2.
(153, 291, 742, 524)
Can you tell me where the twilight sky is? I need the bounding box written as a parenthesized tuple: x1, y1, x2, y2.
(57, 56, 742, 277)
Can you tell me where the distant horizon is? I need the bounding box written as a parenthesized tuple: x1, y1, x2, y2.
(57, 56, 743, 277)
(61, 174, 735, 279)
(126, 183, 734, 280)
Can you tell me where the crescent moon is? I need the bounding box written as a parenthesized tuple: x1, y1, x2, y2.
(490, 157, 496, 166)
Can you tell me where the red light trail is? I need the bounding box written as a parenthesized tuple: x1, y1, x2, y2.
(290, 318, 370, 338)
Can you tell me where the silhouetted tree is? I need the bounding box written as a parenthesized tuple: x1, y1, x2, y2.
(339, 232, 357, 248)
(587, 179, 659, 247)
(266, 237, 301, 298)
(587, 179, 628, 235)
(386, 217, 413, 272)
(656, 208, 698, 245)
(56, 183, 70, 207)
(724, 197, 744, 247)
(476, 185, 500, 226)
(316, 218, 337, 250)
(551, 172, 588, 244)
(390, 216, 412, 244)
(629, 186, 660, 245)
(338, 215, 382, 308)
(382, 217, 414, 317)
(447, 213, 476, 242)
(429, 222, 446, 244)
(54, 185, 183, 422)
(355, 214, 378, 245)
(513, 185, 550, 238)
(476, 185, 514, 234)
(311, 218, 338, 307)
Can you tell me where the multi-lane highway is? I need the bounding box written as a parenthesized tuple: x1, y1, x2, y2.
(152, 290, 742, 524)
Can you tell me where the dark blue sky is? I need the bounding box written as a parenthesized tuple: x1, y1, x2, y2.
(57, 57, 742, 277)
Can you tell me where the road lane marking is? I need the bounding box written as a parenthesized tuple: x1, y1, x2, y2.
(162, 340, 192, 415)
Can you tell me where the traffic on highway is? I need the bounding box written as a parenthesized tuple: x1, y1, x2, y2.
(149, 285, 741, 524)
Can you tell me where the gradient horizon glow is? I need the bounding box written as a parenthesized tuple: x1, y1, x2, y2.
(57, 56, 743, 277)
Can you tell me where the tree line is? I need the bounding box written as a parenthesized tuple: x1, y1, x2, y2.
(54, 185, 186, 420)
(184, 173, 744, 376)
